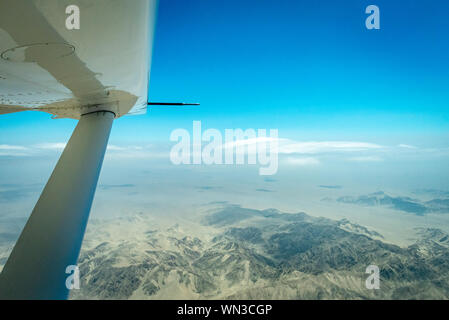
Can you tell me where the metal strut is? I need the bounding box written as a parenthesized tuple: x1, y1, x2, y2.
(0, 111, 114, 300)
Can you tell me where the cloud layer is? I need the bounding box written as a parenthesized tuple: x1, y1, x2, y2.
(0, 138, 439, 168)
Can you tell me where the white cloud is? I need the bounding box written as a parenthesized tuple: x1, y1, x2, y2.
(107, 145, 125, 151)
(0, 152, 30, 157)
(0, 145, 29, 157)
(398, 144, 417, 149)
(221, 137, 277, 149)
(278, 140, 383, 154)
(0, 138, 424, 164)
(35, 143, 66, 150)
(218, 138, 383, 157)
(0, 142, 156, 159)
(108, 145, 145, 151)
(348, 156, 384, 162)
(286, 157, 320, 166)
(105, 145, 163, 160)
(218, 137, 278, 157)
(0, 144, 28, 150)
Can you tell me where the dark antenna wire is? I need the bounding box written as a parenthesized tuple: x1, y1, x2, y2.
(148, 102, 200, 106)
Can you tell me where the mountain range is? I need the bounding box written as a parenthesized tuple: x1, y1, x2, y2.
(68, 204, 449, 299)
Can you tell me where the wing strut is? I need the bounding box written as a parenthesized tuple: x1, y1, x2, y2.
(0, 110, 114, 300)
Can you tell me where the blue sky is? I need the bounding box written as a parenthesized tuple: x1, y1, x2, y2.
(150, 0, 449, 139)
(1, 0, 449, 146)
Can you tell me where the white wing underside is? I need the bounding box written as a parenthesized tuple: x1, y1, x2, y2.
(0, 0, 156, 119)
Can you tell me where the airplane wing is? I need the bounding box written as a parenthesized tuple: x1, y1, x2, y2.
(0, 0, 156, 119)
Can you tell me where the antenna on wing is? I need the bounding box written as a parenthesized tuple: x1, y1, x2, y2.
(148, 102, 200, 106)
